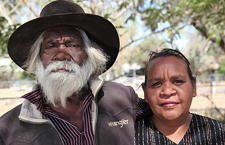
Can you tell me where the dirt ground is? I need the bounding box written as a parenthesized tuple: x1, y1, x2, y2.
(0, 85, 225, 118)
(0, 87, 31, 116)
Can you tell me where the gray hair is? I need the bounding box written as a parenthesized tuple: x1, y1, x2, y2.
(23, 27, 109, 77)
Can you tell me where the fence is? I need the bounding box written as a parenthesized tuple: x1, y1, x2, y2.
(0, 79, 225, 121)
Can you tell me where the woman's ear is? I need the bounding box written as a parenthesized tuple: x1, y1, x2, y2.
(192, 77, 197, 97)
(141, 83, 148, 103)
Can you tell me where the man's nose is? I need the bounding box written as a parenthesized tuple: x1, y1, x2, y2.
(52, 44, 72, 61)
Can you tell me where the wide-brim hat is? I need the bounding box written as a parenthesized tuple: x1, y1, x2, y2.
(7, 0, 119, 73)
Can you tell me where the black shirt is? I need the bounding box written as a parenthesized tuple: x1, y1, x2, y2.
(135, 113, 225, 145)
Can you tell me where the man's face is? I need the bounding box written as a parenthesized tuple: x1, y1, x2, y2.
(35, 25, 93, 107)
(40, 25, 88, 69)
(142, 56, 196, 123)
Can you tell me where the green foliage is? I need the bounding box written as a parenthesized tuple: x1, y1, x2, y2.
(0, 17, 8, 54)
(123, 36, 168, 65)
(1, 0, 225, 80)
(0, 16, 20, 54)
(0, 17, 6, 29)
(18, 71, 35, 80)
(217, 116, 225, 123)
(215, 56, 225, 74)
(183, 48, 206, 75)
(130, 0, 225, 51)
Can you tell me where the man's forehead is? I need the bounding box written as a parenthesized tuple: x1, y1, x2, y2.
(43, 25, 82, 41)
(44, 25, 80, 35)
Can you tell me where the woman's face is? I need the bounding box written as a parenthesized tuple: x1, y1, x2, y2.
(142, 56, 196, 123)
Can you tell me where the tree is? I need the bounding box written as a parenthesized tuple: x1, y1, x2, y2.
(180, 30, 220, 76)
(131, 36, 168, 65)
(2, 0, 224, 79)
(130, 0, 225, 51)
(0, 16, 19, 55)
(215, 56, 225, 74)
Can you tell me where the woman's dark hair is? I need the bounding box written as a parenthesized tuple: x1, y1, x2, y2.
(144, 48, 194, 84)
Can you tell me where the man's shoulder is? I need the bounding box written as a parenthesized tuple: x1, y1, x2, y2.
(97, 81, 137, 112)
(101, 81, 136, 100)
(0, 104, 22, 123)
(0, 104, 22, 141)
(103, 81, 134, 90)
(0, 103, 63, 145)
(103, 80, 125, 86)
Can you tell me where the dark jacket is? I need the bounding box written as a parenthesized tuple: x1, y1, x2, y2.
(0, 78, 137, 145)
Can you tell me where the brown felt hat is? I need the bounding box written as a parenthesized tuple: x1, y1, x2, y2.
(7, 0, 119, 73)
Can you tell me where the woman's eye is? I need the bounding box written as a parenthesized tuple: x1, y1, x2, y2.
(173, 80, 183, 85)
(152, 82, 161, 87)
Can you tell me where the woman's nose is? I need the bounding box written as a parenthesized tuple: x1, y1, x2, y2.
(161, 83, 176, 96)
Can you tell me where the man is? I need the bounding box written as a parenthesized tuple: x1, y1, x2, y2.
(0, 0, 150, 145)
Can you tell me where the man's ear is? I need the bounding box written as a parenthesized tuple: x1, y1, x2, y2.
(141, 83, 148, 103)
(192, 77, 197, 97)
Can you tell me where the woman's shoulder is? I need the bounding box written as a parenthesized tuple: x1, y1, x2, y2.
(189, 113, 225, 143)
(191, 113, 225, 129)
(135, 115, 153, 128)
(192, 113, 224, 122)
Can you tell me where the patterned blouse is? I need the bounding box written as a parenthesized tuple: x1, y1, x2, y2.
(135, 113, 225, 145)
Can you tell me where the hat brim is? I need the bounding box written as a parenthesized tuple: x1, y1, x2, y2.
(8, 13, 119, 73)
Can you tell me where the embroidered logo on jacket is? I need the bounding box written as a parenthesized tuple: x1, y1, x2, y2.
(107, 119, 128, 128)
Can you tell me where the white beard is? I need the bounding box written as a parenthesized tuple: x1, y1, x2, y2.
(34, 59, 94, 108)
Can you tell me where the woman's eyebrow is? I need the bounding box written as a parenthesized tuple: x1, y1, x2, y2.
(147, 78, 161, 83)
(171, 75, 186, 79)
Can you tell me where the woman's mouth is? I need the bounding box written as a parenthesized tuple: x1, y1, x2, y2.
(160, 101, 179, 108)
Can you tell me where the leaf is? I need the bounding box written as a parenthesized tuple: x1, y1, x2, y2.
(216, 34, 221, 45)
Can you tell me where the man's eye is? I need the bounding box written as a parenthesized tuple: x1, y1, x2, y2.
(67, 43, 80, 48)
(46, 44, 55, 49)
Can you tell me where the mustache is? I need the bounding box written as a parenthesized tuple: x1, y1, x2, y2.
(45, 60, 80, 74)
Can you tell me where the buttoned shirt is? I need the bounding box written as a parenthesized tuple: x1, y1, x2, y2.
(22, 87, 150, 145)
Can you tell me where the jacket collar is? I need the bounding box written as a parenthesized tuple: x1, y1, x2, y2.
(18, 77, 104, 122)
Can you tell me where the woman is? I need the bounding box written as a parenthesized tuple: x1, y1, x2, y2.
(135, 48, 225, 144)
